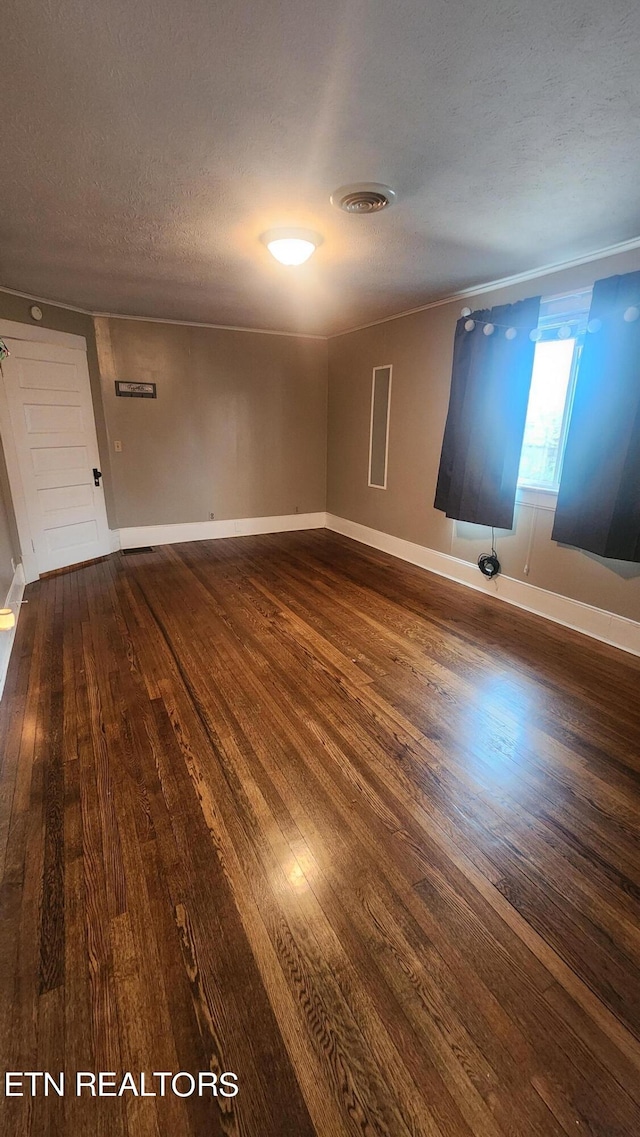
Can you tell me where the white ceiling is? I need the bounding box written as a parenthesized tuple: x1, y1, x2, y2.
(2, 0, 640, 335)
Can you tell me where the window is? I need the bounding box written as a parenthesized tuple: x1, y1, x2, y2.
(517, 290, 591, 492)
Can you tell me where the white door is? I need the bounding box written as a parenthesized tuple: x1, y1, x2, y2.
(1, 337, 110, 577)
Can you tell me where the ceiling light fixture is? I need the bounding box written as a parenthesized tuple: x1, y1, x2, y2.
(260, 228, 322, 266)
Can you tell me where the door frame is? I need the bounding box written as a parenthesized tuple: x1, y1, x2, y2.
(0, 319, 92, 582)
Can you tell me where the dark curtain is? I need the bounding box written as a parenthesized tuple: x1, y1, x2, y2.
(434, 296, 540, 529)
(552, 272, 640, 562)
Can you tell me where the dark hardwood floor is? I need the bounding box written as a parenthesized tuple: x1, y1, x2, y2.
(1, 529, 640, 1136)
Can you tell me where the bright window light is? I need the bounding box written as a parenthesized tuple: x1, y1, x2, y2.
(518, 292, 591, 492)
(518, 339, 575, 490)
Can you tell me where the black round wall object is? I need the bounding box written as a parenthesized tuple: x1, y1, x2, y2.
(478, 551, 501, 578)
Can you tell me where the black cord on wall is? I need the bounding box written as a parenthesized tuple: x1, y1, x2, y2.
(478, 527, 501, 578)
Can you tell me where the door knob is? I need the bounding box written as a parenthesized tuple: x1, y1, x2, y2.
(93, 468, 103, 487)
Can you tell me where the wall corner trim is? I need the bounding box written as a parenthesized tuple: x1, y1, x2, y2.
(328, 233, 640, 338)
(0, 562, 26, 702)
(119, 512, 327, 549)
(325, 514, 640, 658)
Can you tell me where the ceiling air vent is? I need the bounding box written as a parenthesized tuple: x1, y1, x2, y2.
(330, 183, 397, 214)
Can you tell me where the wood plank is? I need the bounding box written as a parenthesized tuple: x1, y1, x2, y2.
(1, 530, 639, 1137)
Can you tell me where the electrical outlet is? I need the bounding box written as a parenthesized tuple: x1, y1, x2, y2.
(114, 440, 122, 452)
(209, 512, 215, 520)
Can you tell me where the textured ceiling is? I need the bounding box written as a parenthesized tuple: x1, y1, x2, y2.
(2, 0, 640, 335)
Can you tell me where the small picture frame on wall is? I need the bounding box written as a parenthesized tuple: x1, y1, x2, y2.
(115, 380, 157, 399)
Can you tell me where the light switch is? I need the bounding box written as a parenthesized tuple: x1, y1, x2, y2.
(114, 440, 122, 452)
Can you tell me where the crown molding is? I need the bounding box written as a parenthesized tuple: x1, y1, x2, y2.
(4, 230, 640, 343)
(91, 311, 326, 340)
(328, 233, 640, 338)
(0, 284, 92, 315)
(0, 285, 325, 340)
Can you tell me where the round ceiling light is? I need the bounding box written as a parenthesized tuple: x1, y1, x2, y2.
(330, 183, 397, 214)
(260, 228, 322, 265)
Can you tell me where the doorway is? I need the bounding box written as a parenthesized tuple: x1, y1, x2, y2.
(0, 320, 110, 581)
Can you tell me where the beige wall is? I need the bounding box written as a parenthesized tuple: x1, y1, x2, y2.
(95, 317, 328, 528)
(327, 247, 640, 622)
(3, 243, 640, 628)
(0, 293, 327, 546)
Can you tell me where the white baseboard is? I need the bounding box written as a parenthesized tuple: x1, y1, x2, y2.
(326, 514, 640, 658)
(119, 511, 327, 550)
(0, 562, 26, 702)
